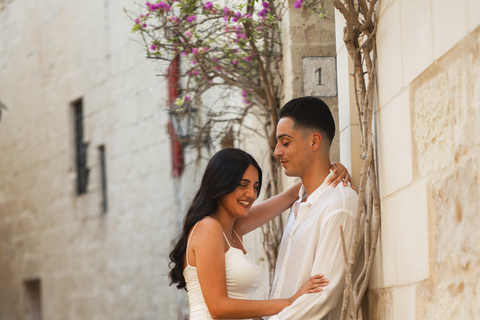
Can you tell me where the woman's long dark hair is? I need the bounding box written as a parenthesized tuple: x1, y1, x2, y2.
(168, 148, 263, 290)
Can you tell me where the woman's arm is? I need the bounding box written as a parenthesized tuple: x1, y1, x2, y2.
(234, 180, 301, 236)
(193, 218, 326, 319)
(235, 163, 354, 236)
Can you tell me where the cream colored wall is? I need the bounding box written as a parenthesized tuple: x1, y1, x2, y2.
(282, 0, 340, 165)
(336, 0, 480, 319)
(0, 0, 180, 319)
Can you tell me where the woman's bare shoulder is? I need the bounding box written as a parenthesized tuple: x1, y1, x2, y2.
(196, 216, 221, 229)
(192, 217, 223, 241)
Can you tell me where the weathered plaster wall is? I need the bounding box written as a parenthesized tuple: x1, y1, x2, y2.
(282, 0, 340, 164)
(0, 0, 179, 319)
(333, 0, 480, 318)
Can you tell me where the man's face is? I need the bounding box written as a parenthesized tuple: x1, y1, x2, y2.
(274, 117, 313, 177)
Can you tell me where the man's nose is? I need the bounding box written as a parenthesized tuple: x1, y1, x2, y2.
(274, 143, 282, 157)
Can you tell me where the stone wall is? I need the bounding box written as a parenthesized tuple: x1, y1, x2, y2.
(0, 0, 345, 319)
(0, 0, 179, 318)
(333, 0, 480, 318)
(411, 27, 480, 320)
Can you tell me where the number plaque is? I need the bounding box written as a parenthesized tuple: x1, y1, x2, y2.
(302, 57, 337, 97)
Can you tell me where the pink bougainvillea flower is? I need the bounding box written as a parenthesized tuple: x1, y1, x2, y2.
(150, 44, 158, 51)
(148, 2, 171, 12)
(158, 2, 171, 11)
(232, 12, 243, 22)
(192, 48, 198, 54)
(293, 0, 303, 9)
(212, 57, 219, 62)
(203, 2, 213, 11)
(232, 60, 238, 65)
(168, 16, 181, 24)
(242, 97, 252, 104)
(185, 96, 191, 101)
(186, 15, 196, 23)
(223, 7, 234, 21)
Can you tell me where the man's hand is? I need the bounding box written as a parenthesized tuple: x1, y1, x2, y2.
(328, 163, 355, 189)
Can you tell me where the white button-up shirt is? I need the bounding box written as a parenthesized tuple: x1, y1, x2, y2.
(269, 173, 361, 320)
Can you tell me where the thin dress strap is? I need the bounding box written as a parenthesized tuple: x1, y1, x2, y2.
(232, 229, 244, 246)
(222, 231, 232, 248)
(186, 222, 200, 267)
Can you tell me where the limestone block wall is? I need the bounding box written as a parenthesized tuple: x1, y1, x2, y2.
(0, 0, 180, 319)
(336, 0, 480, 319)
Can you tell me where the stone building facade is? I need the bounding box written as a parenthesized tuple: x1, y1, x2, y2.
(0, 0, 337, 319)
(1, 0, 479, 319)
(335, 0, 480, 318)
(0, 0, 180, 318)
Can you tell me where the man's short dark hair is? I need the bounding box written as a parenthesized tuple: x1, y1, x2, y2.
(278, 96, 335, 145)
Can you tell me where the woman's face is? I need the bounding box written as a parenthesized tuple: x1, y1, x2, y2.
(217, 164, 260, 219)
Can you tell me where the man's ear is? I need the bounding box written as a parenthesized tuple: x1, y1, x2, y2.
(311, 132, 322, 151)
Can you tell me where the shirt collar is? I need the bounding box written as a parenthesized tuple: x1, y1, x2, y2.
(298, 170, 335, 205)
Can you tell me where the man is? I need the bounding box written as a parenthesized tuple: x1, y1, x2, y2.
(269, 96, 362, 319)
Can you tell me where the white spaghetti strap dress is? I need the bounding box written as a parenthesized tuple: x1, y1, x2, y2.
(183, 222, 262, 320)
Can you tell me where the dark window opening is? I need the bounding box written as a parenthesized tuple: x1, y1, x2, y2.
(72, 98, 90, 195)
(24, 279, 43, 320)
(98, 145, 108, 213)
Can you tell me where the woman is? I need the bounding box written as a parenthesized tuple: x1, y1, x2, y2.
(169, 148, 351, 319)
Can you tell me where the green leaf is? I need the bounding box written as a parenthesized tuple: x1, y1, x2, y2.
(131, 24, 142, 33)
